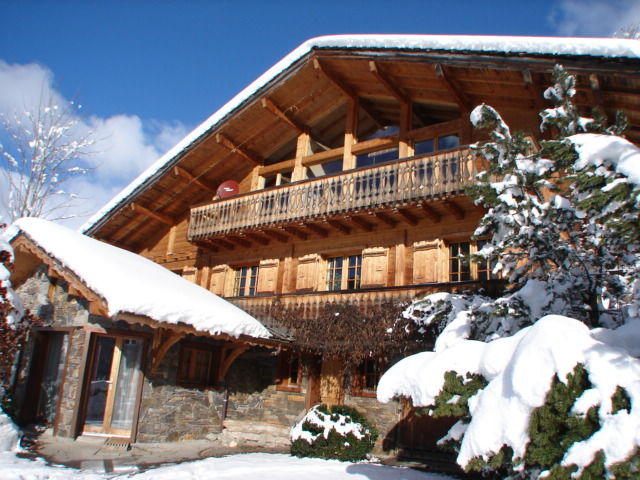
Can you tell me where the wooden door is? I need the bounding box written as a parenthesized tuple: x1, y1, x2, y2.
(82, 335, 144, 437)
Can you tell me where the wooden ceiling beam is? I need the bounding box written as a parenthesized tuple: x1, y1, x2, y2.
(196, 239, 219, 253)
(326, 219, 351, 234)
(216, 133, 262, 165)
(246, 232, 270, 245)
(301, 222, 329, 238)
(369, 61, 412, 105)
(261, 98, 330, 151)
(227, 235, 252, 248)
(212, 238, 235, 250)
(261, 229, 289, 243)
(443, 200, 465, 220)
(130, 203, 173, 226)
(372, 211, 398, 228)
(434, 64, 471, 112)
(173, 166, 216, 195)
(313, 58, 383, 129)
(395, 208, 419, 226)
(421, 203, 442, 223)
(283, 226, 308, 240)
(347, 215, 375, 232)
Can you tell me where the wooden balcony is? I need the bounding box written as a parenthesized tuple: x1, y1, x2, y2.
(188, 147, 479, 242)
(228, 280, 503, 334)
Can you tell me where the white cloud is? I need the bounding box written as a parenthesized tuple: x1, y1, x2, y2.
(0, 60, 189, 228)
(549, 0, 640, 37)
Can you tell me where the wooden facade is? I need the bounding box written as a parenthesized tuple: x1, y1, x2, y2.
(20, 38, 640, 453)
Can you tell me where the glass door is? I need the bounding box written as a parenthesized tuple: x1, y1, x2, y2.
(83, 335, 143, 437)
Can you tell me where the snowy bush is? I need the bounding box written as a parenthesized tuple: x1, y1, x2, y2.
(290, 404, 378, 462)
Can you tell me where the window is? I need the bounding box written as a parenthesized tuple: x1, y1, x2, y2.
(326, 254, 362, 291)
(449, 241, 471, 282)
(233, 265, 258, 296)
(177, 343, 218, 387)
(277, 351, 302, 392)
(356, 125, 400, 168)
(449, 240, 500, 282)
(352, 359, 383, 397)
(476, 240, 498, 280)
(414, 133, 459, 155)
(306, 159, 343, 179)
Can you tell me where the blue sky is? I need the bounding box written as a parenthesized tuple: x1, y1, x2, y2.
(0, 0, 638, 226)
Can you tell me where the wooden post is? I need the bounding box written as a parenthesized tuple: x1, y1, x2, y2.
(293, 132, 311, 181)
(343, 98, 358, 171)
(399, 102, 413, 159)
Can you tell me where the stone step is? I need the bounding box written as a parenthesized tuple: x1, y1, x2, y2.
(206, 420, 291, 449)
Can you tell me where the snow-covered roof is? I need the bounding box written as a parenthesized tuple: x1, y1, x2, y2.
(5, 217, 271, 339)
(81, 34, 640, 234)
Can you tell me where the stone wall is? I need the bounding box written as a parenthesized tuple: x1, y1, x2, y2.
(137, 342, 308, 443)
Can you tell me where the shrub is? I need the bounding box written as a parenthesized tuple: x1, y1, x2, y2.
(290, 404, 378, 462)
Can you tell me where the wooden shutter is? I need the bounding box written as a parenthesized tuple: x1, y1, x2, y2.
(208, 265, 229, 295)
(257, 259, 279, 294)
(413, 240, 442, 283)
(296, 254, 320, 291)
(361, 247, 388, 287)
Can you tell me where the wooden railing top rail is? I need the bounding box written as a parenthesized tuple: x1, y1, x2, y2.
(188, 146, 480, 240)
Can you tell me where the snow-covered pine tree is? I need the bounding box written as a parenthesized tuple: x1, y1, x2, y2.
(411, 65, 636, 343)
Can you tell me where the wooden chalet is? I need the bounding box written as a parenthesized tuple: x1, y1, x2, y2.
(13, 35, 640, 455)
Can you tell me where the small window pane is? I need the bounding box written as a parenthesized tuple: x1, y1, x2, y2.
(438, 134, 460, 150)
(307, 159, 343, 179)
(414, 138, 434, 156)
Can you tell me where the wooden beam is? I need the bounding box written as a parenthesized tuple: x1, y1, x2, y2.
(348, 215, 375, 232)
(434, 64, 470, 112)
(173, 166, 216, 194)
(396, 208, 419, 226)
(369, 61, 412, 105)
(151, 331, 185, 375)
(262, 97, 307, 133)
(261, 229, 289, 243)
(227, 235, 252, 248)
(326, 219, 351, 234)
(216, 133, 262, 165)
(195, 239, 220, 253)
(246, 232, 270, 245)
(212, 238, 235, 250)
(313, 58, 382, 129)
(372, 211, 398, 228)
(130, 203, 173, 226)
(283, 226, 308, 240)
(218, 344, 250, 382)
(443, 200, 465, 220)
(301, 222, 329, 238)
(421, 203, 442, 223)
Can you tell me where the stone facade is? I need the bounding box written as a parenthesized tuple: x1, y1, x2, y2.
(14, 267, 404, 452)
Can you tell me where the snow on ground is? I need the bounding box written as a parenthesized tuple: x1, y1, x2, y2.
(0, 410, 452, 480)
(81, 35, 640, 234)
(378, 315, 640, 473)
(3, 218, 270, 339)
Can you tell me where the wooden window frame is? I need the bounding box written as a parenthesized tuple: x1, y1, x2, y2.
(448, 240, 499, 282)
(352, 358, 384, 398)
(233, 265, 259, 297)
(276, 351, 302, 392)
(325, 253, 362, 291)
(176, 342, 219, 388)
